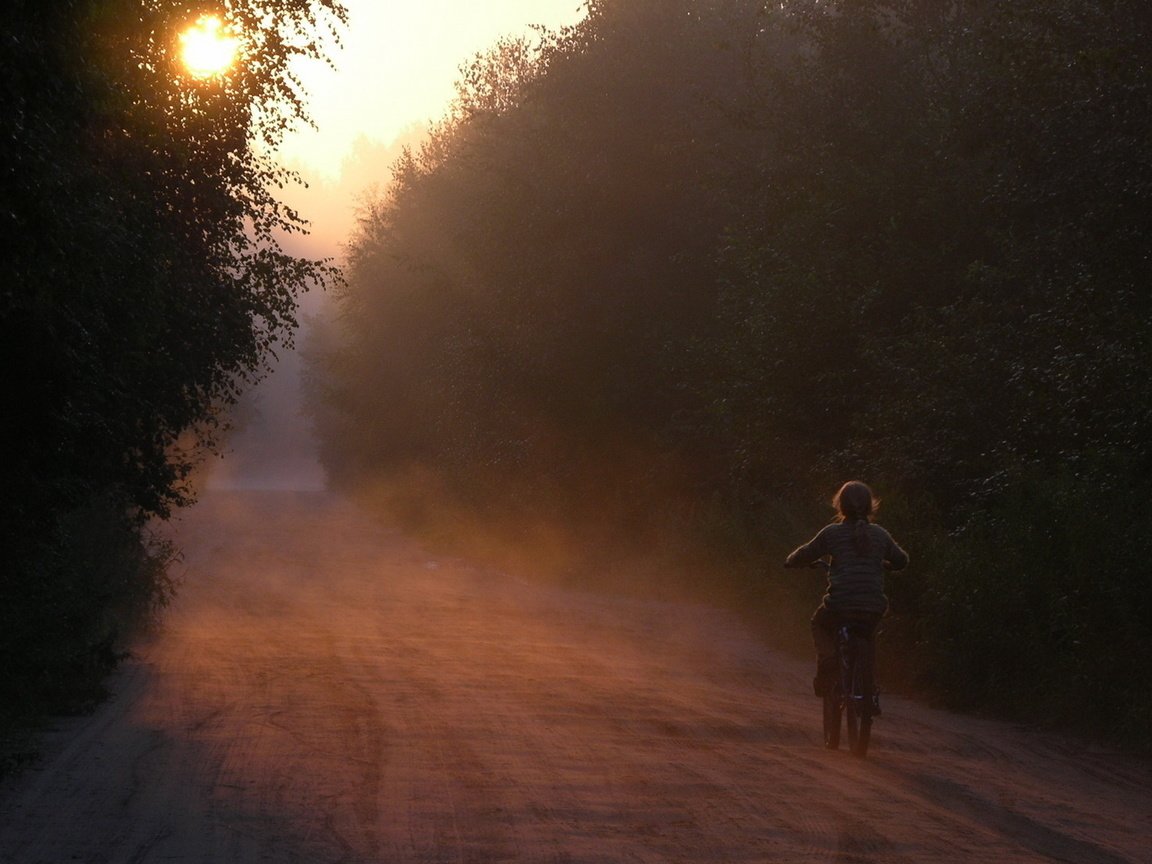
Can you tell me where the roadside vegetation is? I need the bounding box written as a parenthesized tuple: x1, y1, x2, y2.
(1, 0, 344, 756)
(309, 0, 1152, 748)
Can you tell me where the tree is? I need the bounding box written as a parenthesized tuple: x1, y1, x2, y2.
(0, 0, 345, 711)
(309, 0, 1152, 744)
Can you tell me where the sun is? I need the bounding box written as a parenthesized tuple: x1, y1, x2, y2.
(179, 15, 240, 78)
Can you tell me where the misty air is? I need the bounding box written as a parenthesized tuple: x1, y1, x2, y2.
(2, 1, 1150, 862)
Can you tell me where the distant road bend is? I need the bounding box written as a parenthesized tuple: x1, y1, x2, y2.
(1, 491, 1149, 863)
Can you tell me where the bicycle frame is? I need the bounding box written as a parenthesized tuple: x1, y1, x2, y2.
(790, 558, 879, 756)
(824, 620, 875, 757)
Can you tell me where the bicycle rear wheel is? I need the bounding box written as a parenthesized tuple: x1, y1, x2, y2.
(845, 647, 872, 758)
(846, 698, 871, 757)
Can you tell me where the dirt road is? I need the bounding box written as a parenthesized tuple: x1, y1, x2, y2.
(2, 491, 1148, 863)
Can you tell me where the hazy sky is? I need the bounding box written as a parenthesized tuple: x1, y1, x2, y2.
(278, 0, 588, 179)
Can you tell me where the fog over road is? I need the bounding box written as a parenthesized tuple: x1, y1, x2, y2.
(2, 491, 1149, 863)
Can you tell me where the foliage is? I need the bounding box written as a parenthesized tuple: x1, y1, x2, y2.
(0, 499, 178, 715)
(310, 0, 1150, 746)
(0, 0, 344, 715)
(900, 467, 1152, 746)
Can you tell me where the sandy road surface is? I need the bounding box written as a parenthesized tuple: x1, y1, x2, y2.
(2, 491, 1149, 863)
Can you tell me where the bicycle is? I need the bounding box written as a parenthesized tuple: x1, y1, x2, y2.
(823, 616, 877, 757)
(798, 561, 879, 758)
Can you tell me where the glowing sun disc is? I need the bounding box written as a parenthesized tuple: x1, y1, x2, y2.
(180, 15, 239, 77)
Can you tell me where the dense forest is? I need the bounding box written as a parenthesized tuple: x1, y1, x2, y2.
(309, 0, 1152, 746)
(1, 0, 344, 730)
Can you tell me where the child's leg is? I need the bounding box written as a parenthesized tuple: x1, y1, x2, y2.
(810, 606, 838, 695)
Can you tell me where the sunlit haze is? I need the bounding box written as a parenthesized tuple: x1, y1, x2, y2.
(179, 15, 240, 78)
(209, 3, 587, 493)
(278, 0, 587, 180)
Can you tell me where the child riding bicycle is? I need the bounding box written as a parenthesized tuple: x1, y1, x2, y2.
(784, 481, 909, 699)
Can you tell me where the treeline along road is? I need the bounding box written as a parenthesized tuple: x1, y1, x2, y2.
(308, 0, 1152, 744)
(2, 492, 1148, 863)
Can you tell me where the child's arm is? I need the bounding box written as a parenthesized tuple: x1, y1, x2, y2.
(784, 529, 829, 568)
(884, 533, 910, 571)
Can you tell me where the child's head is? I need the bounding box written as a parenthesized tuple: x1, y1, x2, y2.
(833, 481, 876, 523)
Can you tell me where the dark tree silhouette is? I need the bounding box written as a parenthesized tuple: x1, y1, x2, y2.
(1, 0, 345, 715)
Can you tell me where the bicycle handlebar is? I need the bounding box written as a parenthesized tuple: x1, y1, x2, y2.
(786, 559, 899, 572)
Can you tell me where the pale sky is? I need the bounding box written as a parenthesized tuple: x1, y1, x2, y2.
(278, 0, 589, 179)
